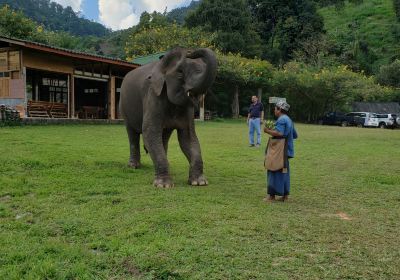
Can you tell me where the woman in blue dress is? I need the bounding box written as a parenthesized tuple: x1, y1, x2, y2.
(263, 101, 298, 202)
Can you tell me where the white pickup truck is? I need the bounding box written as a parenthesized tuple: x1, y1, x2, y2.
(376, 113, 397, 129)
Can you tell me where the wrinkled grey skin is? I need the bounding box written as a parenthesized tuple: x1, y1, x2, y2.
(120, 48, 217, 188)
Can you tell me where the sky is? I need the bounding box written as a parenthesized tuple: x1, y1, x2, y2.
(53, 0, 194, 30)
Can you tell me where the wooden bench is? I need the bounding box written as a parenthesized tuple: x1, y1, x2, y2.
(50, 102, 67, 118)
(27, 100, 51, 118)
(27, 101, 68, 118)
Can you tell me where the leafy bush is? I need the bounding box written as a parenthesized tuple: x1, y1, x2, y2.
(270, 62, 395, 122)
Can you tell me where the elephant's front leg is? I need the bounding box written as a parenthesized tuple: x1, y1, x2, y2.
(143, 124, 174, 188)
(177, 128, 208, 186)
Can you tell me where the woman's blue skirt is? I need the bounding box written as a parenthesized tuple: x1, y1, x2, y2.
(267, 161, 290, 196)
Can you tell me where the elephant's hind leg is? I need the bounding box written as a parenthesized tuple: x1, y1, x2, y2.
(126, 126, 141, 169)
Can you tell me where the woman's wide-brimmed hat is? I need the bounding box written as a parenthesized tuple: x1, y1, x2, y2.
(275, 100, 290, 112)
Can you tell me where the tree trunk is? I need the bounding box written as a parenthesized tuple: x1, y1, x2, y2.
(257, 88, 262, 102)
(231, 85, 239, 118)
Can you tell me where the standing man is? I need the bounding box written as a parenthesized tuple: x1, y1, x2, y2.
(247, 95, 264, 147)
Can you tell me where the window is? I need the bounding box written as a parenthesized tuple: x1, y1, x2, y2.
(0, 72, 10, 78)
(84, 88, 99, 94)
(41, 78, 68, 104)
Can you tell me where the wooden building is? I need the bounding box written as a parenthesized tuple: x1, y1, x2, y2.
(0, 36, 139, 119)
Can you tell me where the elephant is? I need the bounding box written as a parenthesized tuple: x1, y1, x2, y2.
(120, 47, 217, 188)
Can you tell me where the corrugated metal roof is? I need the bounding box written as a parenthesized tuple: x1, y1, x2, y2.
(352, 102, 400, 113)
(132, 52, 165, 65)
(0, 36, 140, 68)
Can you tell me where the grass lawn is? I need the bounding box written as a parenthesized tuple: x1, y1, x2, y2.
(0, 121, 399, 279)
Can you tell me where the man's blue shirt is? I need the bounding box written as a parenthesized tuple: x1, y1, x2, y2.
(248, 102, 264, 118)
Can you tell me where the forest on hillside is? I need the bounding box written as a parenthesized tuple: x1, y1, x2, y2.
(0, 0, 400, 120)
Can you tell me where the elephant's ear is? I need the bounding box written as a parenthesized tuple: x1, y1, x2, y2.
(148, 68, 165, 97)
(148, 49, 185, 98)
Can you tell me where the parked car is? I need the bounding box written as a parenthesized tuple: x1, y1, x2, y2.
(341, 112, 379, 127)
(397, 116, 400, 128)
(318, 112, 346, 125)
(319, 111, 379, 127)
(376, 113, 397, 129)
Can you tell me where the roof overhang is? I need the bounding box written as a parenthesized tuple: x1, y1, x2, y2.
(0, 36, 140, 69)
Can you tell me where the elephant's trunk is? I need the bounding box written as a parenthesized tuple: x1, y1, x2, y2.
(187, 48, 217, 95)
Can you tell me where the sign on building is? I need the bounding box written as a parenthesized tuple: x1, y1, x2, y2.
(268, 97, 286, 104)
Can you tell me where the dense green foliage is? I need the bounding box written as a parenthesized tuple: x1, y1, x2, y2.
(125, 23, 215, 59)
(270, 63, 394, 122)
(0, 0, 110, 37)
(376, 59, 400, 87)
(1, 123, 399, 278)
(186, 0, 262, 58)
(248, 0, 324, 62)
(319, 0, 400, 74)
(394, 0, 400, 20)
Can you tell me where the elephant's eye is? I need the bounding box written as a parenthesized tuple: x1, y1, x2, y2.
(176, 69, 184, 79)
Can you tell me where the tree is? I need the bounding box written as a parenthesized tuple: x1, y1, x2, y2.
(167, 1, 201, 24)
(185, 0, 262, 58)
(248, 0, 324, 62)
(125, 23, 215, 60)
(135, 11, 170, 32)
(216, 53, 274, 117)
(394, 0, 400, 21)
(376, 60, 400, 88)
(0, 5, 37, 39)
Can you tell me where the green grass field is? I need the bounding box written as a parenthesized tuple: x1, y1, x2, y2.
(0, 121, 399, 279)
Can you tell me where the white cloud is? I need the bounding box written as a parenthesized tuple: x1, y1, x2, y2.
(99, 0, 191, 30)
(52, 0, 83, 12)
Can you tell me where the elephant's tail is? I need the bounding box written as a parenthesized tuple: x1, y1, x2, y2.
(143, 145, 148, 154)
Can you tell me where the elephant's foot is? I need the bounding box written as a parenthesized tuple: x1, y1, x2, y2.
(188, 174, 208, 186)
(128, 159, 141, 169)
(153, 176, 174, 188)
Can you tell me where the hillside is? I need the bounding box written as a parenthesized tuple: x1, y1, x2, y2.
(0, 0, 110, 37)
(319, 0, 400, 73)
(167, 1, 201, 24)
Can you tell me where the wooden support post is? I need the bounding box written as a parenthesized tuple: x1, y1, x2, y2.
(199, 94, 205, 121)
(67, 74, 70, 118)
(109, 76, 116, 120)
(232, 85, 239, 118)
(257, 88, 262, 103)
(70, 75, 75, 118)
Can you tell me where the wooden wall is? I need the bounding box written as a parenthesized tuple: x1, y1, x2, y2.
(0, 49, 21, 99)
(23, 51, 74, 74)
(0, 78, 9, 97)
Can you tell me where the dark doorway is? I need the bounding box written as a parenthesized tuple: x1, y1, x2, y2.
(74, 78, 108, 119)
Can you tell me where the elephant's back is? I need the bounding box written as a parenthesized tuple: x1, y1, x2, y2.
(120, 63, 155, 130)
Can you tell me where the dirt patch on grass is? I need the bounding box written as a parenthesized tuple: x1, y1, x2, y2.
(321, 212, 352, 221)
(122, 259, 143, 277)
